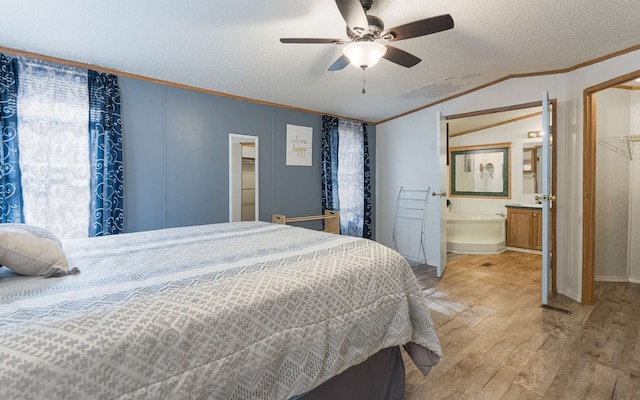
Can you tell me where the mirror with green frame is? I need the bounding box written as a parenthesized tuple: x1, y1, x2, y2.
(450, 143, 511, 198)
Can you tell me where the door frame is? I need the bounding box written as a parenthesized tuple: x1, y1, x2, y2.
(582, 70, 640, 304)
(542, 92, 551, 305)
(446, 100, 558, 295)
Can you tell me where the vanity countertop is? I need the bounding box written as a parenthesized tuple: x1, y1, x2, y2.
(505, 203, 543, 209)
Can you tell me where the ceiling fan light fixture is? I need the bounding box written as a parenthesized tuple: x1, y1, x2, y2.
(343, 41, 387, 69)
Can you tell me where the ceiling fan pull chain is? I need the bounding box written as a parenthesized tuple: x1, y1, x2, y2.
(362, 67, 367, 94)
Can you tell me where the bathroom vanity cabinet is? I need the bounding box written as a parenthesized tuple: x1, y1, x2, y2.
(505, 206, 542, 250)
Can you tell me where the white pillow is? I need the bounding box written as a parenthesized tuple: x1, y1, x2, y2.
(0, 224, 76, 277)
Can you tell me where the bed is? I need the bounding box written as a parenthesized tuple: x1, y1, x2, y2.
(0, 221, 441, 399)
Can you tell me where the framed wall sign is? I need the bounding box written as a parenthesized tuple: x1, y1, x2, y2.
(286, 124, 313, 166)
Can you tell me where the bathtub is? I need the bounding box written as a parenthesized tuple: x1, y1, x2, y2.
(446, 211, 506, 254)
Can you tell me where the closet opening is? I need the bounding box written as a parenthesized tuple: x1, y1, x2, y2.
(228, 134, 259, 222)
(583, 71, 640, 304)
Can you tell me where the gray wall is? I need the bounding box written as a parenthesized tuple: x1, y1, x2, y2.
(120, 77, 375, 235)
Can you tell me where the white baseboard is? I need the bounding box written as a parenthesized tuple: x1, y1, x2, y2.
(506, 247, 542, 255)
(595, 276, 640, 284)
(595, 276, 632, 283)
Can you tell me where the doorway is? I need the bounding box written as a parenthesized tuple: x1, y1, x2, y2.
(582, 70, 640, 304)
(229, 134, 259, 222)
(445, 100, 558, 295)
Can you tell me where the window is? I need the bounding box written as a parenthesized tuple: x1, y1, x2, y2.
(337, 119, 365, 237)
(0, 54, 123, 238)
(17, 59, 90, 239)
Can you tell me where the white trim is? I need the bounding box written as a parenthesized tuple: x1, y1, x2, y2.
(506, 246, 543, 255)
(629, 277, 640, 284)
(595, 275, 631, 282)
(628, 150, 635, 280)
(627, 155, 633, 279)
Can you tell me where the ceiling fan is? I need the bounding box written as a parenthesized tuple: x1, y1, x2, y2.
(280, 0, 454, 71)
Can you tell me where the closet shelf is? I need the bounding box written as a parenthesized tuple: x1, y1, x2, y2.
(597, 135, 640, 160)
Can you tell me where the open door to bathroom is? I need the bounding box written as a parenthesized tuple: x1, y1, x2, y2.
(445, 100, 558, 297)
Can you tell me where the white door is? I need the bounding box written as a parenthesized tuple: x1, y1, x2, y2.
(436, 111, 448, 277)
(541, 93, 552, 305)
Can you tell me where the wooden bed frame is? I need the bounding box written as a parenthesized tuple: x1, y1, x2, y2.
(271, 210, 340, 234)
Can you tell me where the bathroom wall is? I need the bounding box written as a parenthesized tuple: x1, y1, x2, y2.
(594, 88, 631, 280)
(448, 115, 543, 215)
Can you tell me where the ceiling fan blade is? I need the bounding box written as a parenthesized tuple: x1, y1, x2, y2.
(328, 55, 350, 71)
(280, 38, 345, 44)
(335, 0, 369, 35)
(383, 46, 421, 68)
(384, 14, 454, 41)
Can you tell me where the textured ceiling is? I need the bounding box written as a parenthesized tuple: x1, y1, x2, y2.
(1, 0, 639, 123)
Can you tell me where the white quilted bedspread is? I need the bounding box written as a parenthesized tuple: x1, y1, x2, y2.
(0, 222, 441, 399)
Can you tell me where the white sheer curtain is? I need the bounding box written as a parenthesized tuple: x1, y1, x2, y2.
(337, 119, 364, 237)
(17, 58, 90, 239)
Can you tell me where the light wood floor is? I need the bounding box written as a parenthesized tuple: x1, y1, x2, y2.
(404, 251, 640, 400)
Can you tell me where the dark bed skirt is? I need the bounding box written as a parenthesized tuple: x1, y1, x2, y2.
(292, 346, 406, 400)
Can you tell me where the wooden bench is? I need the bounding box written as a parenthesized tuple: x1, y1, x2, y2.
(271, 210, 340, 234)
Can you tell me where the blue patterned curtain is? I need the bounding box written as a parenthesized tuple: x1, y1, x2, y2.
(0, 54, 24, 223)
(321, 116, 339, 213)
(322, 115, 371, 239)
(362, 123, 372, 239)
(88, 70, 123, 236)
